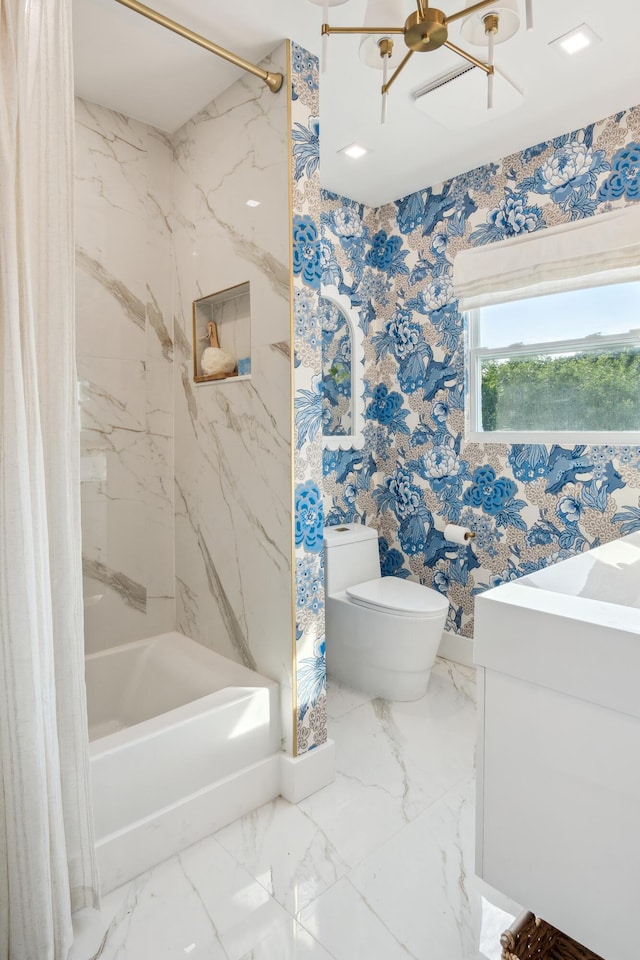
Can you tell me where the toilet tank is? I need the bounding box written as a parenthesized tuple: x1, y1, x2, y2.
(323, 523, 381, 596)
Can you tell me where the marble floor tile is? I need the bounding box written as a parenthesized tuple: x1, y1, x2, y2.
(346, 777, 519, 960)
(215, 796, 349, 915)
(178, 837, 292, 960)
(237, 918, 335, 960)
(70, 858, 228, 960)
(71, 660, 516, 960)
(296, 768, 410, 870)
(297, 878, 417, 960)
(433, 657, 477, 703)
(325, 677, 371, 720)
(298, 659, 477, 868)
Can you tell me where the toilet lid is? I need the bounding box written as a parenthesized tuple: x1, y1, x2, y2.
(346, 577, 449, 618)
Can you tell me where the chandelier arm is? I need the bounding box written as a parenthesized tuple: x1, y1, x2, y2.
(321, 24, 404, 35)
(381, 49, 414, 95)
(443, 39, 493, 75)
(487, 27, 495, 108)
(416, 0, 426, 16)
(444, 0, 501, 25)
(381, 51, 389, 123)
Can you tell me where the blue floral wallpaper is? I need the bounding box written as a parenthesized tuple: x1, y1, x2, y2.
(314, 105, 640, 639)
(290, 43, 327, 753)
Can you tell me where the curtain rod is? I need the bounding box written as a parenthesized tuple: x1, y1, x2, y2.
(113, 0, 284, 93)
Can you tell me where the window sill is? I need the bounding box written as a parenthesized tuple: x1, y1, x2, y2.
(465, 429, 640, 446)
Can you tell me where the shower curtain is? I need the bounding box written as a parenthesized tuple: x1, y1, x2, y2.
(0, 0, 99, 957)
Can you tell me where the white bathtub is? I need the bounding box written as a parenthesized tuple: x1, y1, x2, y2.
(86, 631, 281, 893)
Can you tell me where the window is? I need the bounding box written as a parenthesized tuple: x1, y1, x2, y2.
(453, 204, 640, 443)
(467, 282, 640, 442)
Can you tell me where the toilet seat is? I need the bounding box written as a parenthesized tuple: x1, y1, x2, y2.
(346, 577, 449, 620)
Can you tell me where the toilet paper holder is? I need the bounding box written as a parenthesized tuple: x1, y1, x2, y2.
(444, 524, 476, 544)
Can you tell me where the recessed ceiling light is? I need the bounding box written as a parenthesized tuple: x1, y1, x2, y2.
(246, 199, 261, 207)
(550, 23, 600, 56)
(339, 142, 369, 160)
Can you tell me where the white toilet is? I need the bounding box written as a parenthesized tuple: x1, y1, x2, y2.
(324, 523, 449, 701)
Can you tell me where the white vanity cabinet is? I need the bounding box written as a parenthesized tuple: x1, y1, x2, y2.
(474, 532, 640, 960)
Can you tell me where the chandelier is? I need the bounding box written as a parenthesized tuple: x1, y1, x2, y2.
(310, 0, 533, 122)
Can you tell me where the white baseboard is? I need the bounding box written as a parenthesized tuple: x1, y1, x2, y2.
(437, 629, 474, 667)
(280, 739, 336, 804)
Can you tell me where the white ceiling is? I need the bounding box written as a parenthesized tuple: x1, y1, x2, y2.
(73, 0, 640, 207)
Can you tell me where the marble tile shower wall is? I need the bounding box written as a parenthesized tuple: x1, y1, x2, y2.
(170, 46, 296, 747)
(75, 47, 328, 754)
(320, 105, 640, 639)
(75, 99, 175, 653)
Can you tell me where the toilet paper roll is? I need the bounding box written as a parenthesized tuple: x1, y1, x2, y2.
(444, 524, 475, 545)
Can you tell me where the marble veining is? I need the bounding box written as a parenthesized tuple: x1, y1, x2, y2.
(371, 698, 413, 822)
(75, 98, 175, 650)
(202, 386, 289, 461)
(70, 661, 519, 960)
(175, 576, 198, 638)
(76, 248, 146, 331)
(173, 320, 192, 360)
(180, 366, 199, 426)
(146, 285, 173, 360)
(82, 558, 146, 613)
(194, 521, 256, 672)
(214, 217, 290, 303)
(171, 45, 294, 742)
(215, 798, 349, 916)
(270, 341, 291, 360)
(145, 360, 173, 439)
(78, 359, 146, 433)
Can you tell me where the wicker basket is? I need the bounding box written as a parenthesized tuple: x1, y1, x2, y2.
(501, 911, 605, 960)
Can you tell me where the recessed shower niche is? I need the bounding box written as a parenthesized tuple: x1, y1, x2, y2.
(192, 282, 251, 383)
